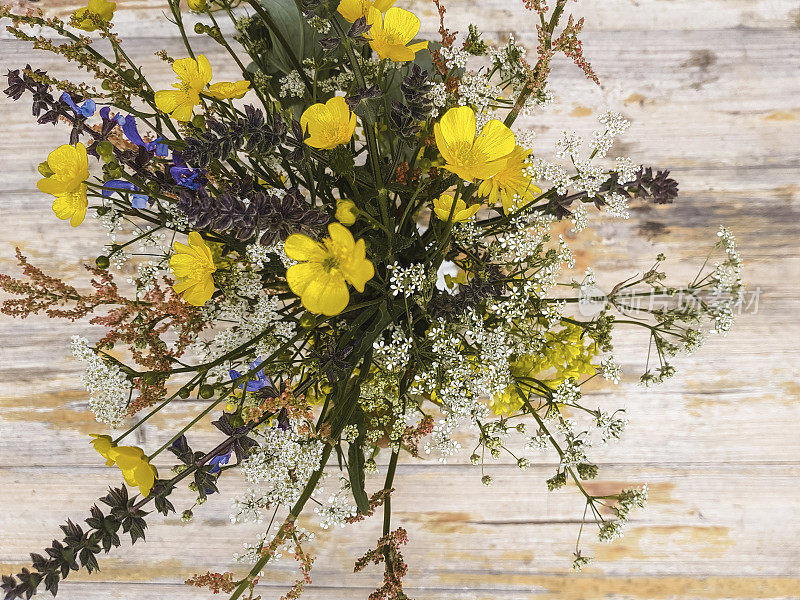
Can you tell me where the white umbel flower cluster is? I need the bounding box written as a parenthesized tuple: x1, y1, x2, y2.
(237, 423, 324, 513)
(388, 262, 426, 297)
(70, 336, 132, 427)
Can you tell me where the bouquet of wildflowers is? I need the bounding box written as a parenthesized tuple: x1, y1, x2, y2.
(0, 0, 743, 598)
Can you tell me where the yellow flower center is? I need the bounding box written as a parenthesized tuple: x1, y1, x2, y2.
(451, 141, 478, 165)
(380, 24, 406, 45)
(322, 256, 341, 273)
(188, 262, 214, 280)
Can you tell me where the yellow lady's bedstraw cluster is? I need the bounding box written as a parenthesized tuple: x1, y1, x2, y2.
(490, 323, 599, 415)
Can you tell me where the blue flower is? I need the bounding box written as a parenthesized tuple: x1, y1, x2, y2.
(61, 92, 96, 117)
(229, 358, 270, 392)
(208, 449, 231, 474)
(102, 179, 149, 208)
(170, 153, 205, 190)
(113, 113, 169, 157)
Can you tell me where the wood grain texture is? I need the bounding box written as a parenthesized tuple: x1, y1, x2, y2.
(1, 1, 799, 599)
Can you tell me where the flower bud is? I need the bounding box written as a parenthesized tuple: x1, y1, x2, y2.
(335, 199, 357, 225)
(187, 0, 207, 11)
(299, 313, 316, 329)
(37, 161, 54, 177)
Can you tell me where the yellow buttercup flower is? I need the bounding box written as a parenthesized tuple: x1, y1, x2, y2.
(73, 0, 115, 31)
(284, 223, 375, 316)
(490, 323, 598, 415)
(155, 55, 213, 122)
(207, 80, 251, 100)
(366, 7, 428, 63)
(299, 97, 357, 150)
(170, 232, 217, 306)
(337, 0, 395, 22)
(433, 193, 480, 223)
(477, 145, 542, 214)
(37, 143, 90, 227)
(107, 446, 158, 497)
(89, 434, 116, 467)
(434, 105, 516, 182)
(335, 199, 358, 225)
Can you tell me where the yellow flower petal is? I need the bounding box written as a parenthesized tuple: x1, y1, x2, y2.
(325, 222, 355, 253)
(89, 434, 116, 466)
(367, 7, 426, 62)
(284, 233, 329, 262)
(299, 96, 357, 150)
(154, 89, 180, 111)
(170, 232, 216, 305)
(473, 119, 516, 163)
(298, 271, 350, 316)
(207, 80, 251, 100)
(382, 7, 420, 45)
(286, 261, 325, 296)
(132, 461, 157, 497)
(340, 239, 374, 292)
(108, 446, 146, 470)
(66, 188, 88, 227)
(337, 0, 396, 22)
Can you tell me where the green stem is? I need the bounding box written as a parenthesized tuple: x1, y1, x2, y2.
(330, 18, 384, 189)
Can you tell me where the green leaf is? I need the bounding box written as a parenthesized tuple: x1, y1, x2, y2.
(347, 409, 369, 514)
(258, 0, 318, 75)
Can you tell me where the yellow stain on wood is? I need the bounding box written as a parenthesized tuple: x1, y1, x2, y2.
(435, 572, 800, 600)
(624, 93, 648, 106)
(592, 525, 735, 561)
(761, 111, 797, 121)
(0, 390, 97, 433)
(570, 106, 593, 117)
(0, 388, 217, 435)
(781, 380, 800, 400)
(411, 511, 479, 534)
(0, 558, 292, 585)
(579, 481, 675, 505)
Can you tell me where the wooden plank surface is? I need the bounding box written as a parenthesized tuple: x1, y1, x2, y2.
(1, 1, 799, 599)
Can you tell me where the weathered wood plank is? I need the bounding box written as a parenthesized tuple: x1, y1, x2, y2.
(2, 0, 798, 35)
(3, 466, 800, 578)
